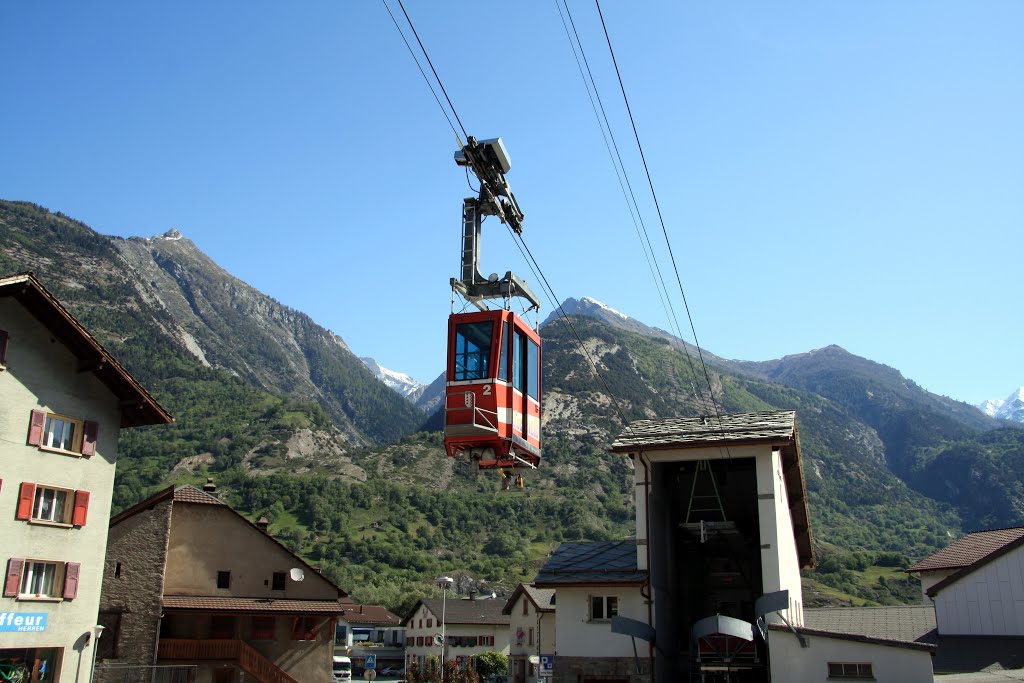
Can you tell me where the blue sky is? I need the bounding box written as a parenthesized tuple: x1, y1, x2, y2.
(1, 2, 1021, 406)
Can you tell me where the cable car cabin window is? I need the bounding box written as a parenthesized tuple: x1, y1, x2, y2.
(498, 320, 510, 382)
(512, 329, 524, 391)
(454, 322, 492, 380)
(527, 338, 539, 399)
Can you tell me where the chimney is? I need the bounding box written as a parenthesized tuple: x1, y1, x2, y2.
(469, 590, 476, 601)
(203, 478, 217, 496)
(256, 516, 270, 532)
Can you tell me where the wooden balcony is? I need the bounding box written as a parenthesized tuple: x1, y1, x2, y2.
(159, 639, 299, 683)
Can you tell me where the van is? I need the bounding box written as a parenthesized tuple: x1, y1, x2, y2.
(333, 656, 353, 683)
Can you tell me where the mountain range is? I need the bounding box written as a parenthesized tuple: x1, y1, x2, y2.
(3, 199, 1024, 610)
(979, 387, 1024, 423)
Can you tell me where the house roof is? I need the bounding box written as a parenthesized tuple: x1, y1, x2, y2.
(907, 526, 1024, 574)
(163, 595, 346, 615)
(341, 604, 403, 626)
(0, 271, 173, 427)
(404, 597, 510, 627)
(609, 410, 814, 569)
(111, 484, 348, 598)
(533, 540, 647, 587)
(610, 410, 799, 451)
(502, 583, 556, 615)
(801, 606, 937, 650)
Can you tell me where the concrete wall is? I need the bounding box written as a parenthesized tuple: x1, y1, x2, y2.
(164, 503, 339, 600)
(768, 630, 933, 683)
(934, 545, 1024, 635)
(0, 298, 124, 683)
(756, 447, 804, 627)
(95, 497, 173, 680)
(551, 586, 645, 659)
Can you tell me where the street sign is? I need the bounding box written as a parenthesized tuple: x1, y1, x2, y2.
(539, 655, 553, 675)
(365, 654, 376, 670)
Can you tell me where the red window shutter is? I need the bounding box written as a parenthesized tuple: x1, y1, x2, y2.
(82, 421, 99, 457)
(16, 483, 35, 520)
(63, 562, 81, 599)
(5, 558, 25, 597)
(27, 410, 45, 446)
(73, 490, 91, 527)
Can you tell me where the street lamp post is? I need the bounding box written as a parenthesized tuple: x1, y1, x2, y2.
(434, 576, 454, 683)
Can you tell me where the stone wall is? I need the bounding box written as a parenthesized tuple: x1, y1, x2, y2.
(552, 655, 650, 683)
(95, 496, 173, 681)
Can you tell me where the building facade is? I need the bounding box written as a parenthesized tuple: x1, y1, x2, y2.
(403, 597, 509, 674)
(502, 584, 555, 683)
(96, 484, 348, 683)
(0, 272, 171, 683)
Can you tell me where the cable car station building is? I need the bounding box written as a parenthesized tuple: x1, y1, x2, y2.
(537, 410, 934, 683)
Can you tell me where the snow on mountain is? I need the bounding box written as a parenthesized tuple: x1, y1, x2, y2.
(360, 357, 426, 402)
(978, 387, 1024, 423)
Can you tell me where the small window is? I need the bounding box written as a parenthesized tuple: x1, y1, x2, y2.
(272, 571, 286, 590)
(217, 571, 231, 589)
(291, 616, 317, 641)
(28, 410, 98, 457)
(251, 616, 275, 640)
(522, 599, 529, 616)
(590, 595, 618, 621)
(427, 618, 433, 628)
(454, 322, 492, 380)
(828, 662, 873, 679)
(528, 627, 534, 646)
(114, 562, 122, 578)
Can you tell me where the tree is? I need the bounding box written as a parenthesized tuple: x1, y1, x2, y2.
(473, 652, 508, 679)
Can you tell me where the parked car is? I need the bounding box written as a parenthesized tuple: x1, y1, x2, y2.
(380, 667, 404, 677)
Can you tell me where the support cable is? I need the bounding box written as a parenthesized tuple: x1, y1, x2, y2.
(594, 0, 724, 421)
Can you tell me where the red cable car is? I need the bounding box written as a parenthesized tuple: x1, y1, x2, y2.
(444, 308, 541, 469)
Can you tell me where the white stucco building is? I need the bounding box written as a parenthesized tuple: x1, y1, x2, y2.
(402, 596, 509, 674)
(502, 583, 555, 683)
(0, 272, 172, 682)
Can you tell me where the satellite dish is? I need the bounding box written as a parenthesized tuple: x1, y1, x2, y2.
(290, 568, 305, 582)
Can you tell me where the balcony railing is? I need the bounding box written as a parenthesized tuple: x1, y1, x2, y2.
(159, 639, 299, 683)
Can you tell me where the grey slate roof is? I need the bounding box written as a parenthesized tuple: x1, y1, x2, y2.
(412, 597, 510, 626)
(610, 410, 796, 451)
(534, 540, 646, 587)
(802, 605, 937, 648)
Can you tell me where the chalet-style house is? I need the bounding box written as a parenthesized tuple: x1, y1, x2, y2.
(536, 410, 935, 683)
(403, 596, 509, 673)
(0, 272, 172, 683)
(501, 584, 555, 683)
(95, 484, 349, 683)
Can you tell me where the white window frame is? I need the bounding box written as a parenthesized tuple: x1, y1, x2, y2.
(32, 486, 73, 525)
(20, 560, 65, 600)
(589, 595, 618, 622)
(40, 413, 84, 455)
